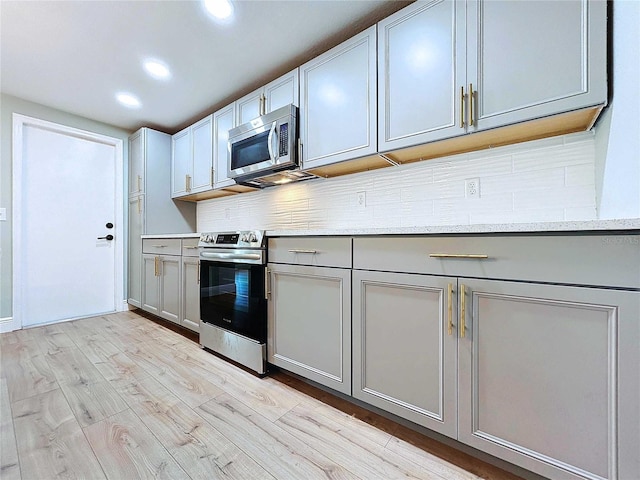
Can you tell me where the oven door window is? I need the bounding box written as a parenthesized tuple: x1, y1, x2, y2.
(200, 260, 266, 342)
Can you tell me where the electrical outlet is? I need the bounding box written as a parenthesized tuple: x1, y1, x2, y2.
(356, 191, 366, 209)
(465, 178, 480, 199)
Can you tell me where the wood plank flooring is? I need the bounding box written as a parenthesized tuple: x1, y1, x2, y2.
(0, 311, 524, 480)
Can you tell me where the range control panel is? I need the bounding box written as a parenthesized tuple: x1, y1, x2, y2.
(199, 230, 264, 249)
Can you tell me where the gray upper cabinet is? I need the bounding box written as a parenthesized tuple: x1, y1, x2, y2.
(467, 0, 606, 132)
(300, 25, 377, 171)
(128, 129, 145, 197)
(378, 0, 607, 153)
(235, 68, 299, 126)
(378, 0, 465, 151)
(213, 103, 236, 189)
(171, 115, 213, 198)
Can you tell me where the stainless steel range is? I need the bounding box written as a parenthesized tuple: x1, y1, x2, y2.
(198, 230, 267, 374)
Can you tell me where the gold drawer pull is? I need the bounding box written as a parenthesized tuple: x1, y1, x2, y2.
(288, 249, 318, 254)
(460, 283, 466, 338)
(447, 283, 453, 336)
(430, 253, 488, 259)
(152, 244, 167, 248)
(183, 246, 198, 249)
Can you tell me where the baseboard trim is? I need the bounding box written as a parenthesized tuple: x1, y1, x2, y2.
(0, 316, 16, 333)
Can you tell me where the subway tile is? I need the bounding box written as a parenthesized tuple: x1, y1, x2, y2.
(564, 206, 597, 221)
(514, 185, 596, 211)
(565, 164, 596, 187)
(481, 168, 565, 195)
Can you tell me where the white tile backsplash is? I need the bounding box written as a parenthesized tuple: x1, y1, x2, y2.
(197, 131, 598, 232)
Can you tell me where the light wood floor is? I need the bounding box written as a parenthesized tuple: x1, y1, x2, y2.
(0, 311, 524, 480)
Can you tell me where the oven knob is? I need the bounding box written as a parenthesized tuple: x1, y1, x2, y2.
(239, 234, 247, 242)
(248, 233, 257, 243)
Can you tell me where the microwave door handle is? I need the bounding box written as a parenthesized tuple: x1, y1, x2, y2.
(267, 122, 278, 161)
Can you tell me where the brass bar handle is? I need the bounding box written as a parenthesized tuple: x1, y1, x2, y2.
(265, 269, 270, 300)
(137, 197, 141, 214)
(460, 86, 465, 128)
(460, 283, 466, 338)
(154, 256, 159, 277)
(469, 83, 474, 126)
(288, 249, 318, 254)
(152, 245, 167, 248)
(185, 174, 191, 192)
(298, 139, 303, 162)
(211, 167, 215, 186)
(137, 175, 142, 192)
(183, 246, 198, 249)
(447, 283, 453, 336)
(430, 253, 489, 259)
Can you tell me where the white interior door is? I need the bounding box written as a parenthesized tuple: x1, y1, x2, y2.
(14, 116, 123, 328)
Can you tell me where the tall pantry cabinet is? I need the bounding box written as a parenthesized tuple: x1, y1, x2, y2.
(127, 128, 196, 308)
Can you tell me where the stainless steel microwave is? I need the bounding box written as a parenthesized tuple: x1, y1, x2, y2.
(228, 104, 299, 185)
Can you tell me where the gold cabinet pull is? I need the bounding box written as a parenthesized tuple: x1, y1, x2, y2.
(288, 249, 318, 254)
(137, 197, 141, 214)
(151, 244, 167, 248)
(469, 83, 474, 126)
(460, 86, 466, 128)
(137, 175, 142, 192)
(460, 283, 466, 338)
(447, 283, 453, 336)
(430, 253, 489, 259)
(185, 174, 191, 192)
(154, 256, 159, 277)
(211, 167, 215, 186)
(265, 269, 270, 300)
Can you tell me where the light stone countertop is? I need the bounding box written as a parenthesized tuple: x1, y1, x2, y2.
(266, 218, 640, 237)
(141, 233, 200, 239)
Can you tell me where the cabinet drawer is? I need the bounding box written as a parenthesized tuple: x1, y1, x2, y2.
(268, 237, 352, 268)
(353, 235, 640, 289)
(142, 238, 181, 256)
(181, 238, 200, 257)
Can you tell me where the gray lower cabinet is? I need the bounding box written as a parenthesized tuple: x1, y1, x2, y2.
(352, 234, 640, 480)
(127, 195, 144, 307)
(458, 279, 639, 480)
(352, 270, 457, 438)
(141, 254, 159, 315)
(181, 255, 200, 332)
(142, 253, 180, 324)
(267, 263, 351, 395)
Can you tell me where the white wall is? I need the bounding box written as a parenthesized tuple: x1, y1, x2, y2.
(594, 0, 640, 219)
(198, 132, 597, 232)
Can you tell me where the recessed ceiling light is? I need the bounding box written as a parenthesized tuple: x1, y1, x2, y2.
(143, 60, 171, 80)
(116, 92, 141, 108)
(204, 0, 233, 21)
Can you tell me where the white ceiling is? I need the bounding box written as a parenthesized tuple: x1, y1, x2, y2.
(1, 0, 409, 134)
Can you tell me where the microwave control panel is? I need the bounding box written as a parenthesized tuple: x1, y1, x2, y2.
(279, 123, 288, 156)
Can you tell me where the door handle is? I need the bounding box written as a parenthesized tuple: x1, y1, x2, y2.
(98, 234, 114, 241)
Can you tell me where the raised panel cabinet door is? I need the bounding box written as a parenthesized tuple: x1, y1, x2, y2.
(378, 0, 466, 152)
(352, 270, 457, 438)
(213, 103, 235, 189)
(264, 68, 299, 112)
(141, 254, 159, 315)
(267, 264, 351, 395)
(467, 0, 606, 132)
(458, 279, 639, 480)
(300, 25, 377, 170)
(128, 128, 145, 196)
(191, 115, 213, 193)
(182, 256, 200, 332)
(127, 196, 144, 308)
(235, 88, 263, 126)
(159, 255, 181, 324)
(171, 127, 191, 198)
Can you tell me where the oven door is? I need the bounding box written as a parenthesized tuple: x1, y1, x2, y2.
(199, 258, 266, 343)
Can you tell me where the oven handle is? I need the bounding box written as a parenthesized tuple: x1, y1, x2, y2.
(200, 251, 262, 261)
(267, 121, 278, 161)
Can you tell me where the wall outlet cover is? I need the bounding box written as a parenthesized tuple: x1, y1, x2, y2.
(465, 178, 480, 199)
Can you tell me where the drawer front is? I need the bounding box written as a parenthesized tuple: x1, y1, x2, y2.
(353, 235, 640, 289)
(142, 238, 181, 256)
(181, 238, 200, 257)
(268, 237, 352, 268)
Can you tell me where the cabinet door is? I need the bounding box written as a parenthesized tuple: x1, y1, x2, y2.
(264, 68, 299, 112)
(128, 128, 145, 196)
(127, 195, 144, 308)
(467, 0, 606, 132)
(191, 115, 213, 194)
(268, 264, 351, 395)
(300, 25, 377, 170)
(181, 256, 200, 332)
(458, 279, 639, 480)
(353, 270, 457, 438)
(159, 255, 180, 324)
(378, 1, 466, 152)
(171, 127, 191, 198)
(235, 88, 263, 126)
(141, 254, 159, 315)
(213, 103, 235, 189)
